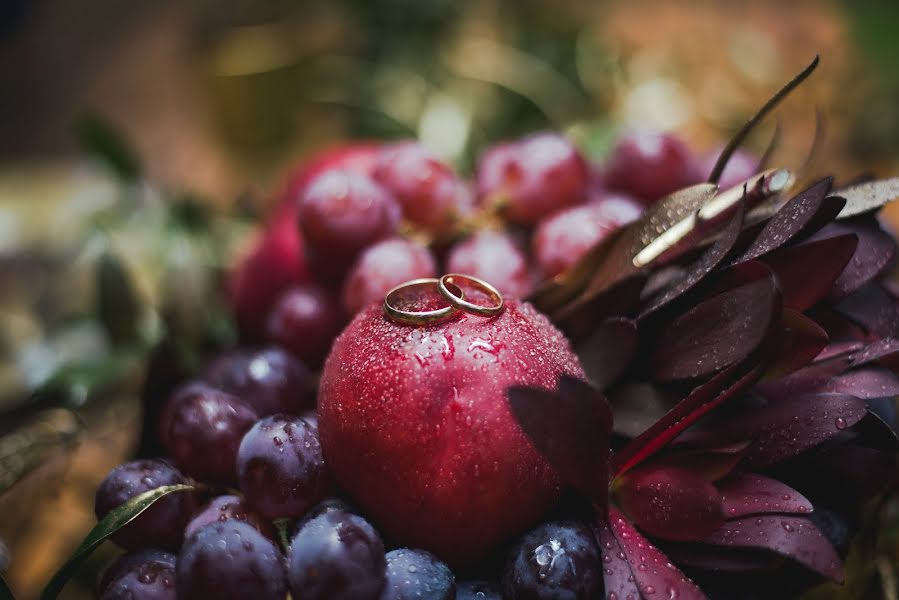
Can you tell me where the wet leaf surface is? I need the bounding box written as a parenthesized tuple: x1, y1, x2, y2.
(823, 367, 899, 399)
(718, 473, 812, 518)
(763, 235, 857, 311)
(835, 284, 899, 338)
(595, 520, 641, 600)
(811, 222, 897, 299)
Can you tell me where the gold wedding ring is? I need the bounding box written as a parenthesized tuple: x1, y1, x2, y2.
(383, 278, 463, 326)
(438, 273, 505, 317)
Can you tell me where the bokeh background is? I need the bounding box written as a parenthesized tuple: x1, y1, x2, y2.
(1, 0, 899, 598)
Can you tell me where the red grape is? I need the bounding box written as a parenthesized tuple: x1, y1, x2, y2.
(446, 230, 533, 297)
(604, 131, 703, 203)
(266, 284, 345, 367)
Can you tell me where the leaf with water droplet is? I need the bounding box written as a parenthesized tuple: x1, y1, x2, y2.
(764, 309, 828, 380)
(717, 472, 812, 517)
(41, 484, 194, 600)
(807, 220, 897, 300)
(615, 466, 725, 541)
(607, 507, 706, 600)
(835, 176, 899, 219)
(702, 515, 843, 582)
(507, 375, 612, 505)
(823, 366, 899, 399)
(763, 234, 857, 311)
(640, 443, 750, 482)
(595, 519, 641, 600)
(835, 284, 899, 339)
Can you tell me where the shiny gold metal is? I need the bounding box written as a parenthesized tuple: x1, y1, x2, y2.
(383, 278, 462, 326)
(438, 273, 504, 317)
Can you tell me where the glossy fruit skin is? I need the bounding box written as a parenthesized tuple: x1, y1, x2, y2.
(298, 170, 401, 283)
(502, 521, 602, 600)
(380, 548, 455, 600)
(477, 133, 589, 224)
(99, 549, 177, 594)
(342, 237, 438, 314)
(184, 494, 275, 541)
(159, 382, 258, 484)
(287, 509, 387, 600)
(373, 142, 471, 233)
(456, 581, 503, 599)
(176, 521, 286, 600)
(203, 346, 313, 416)
(318, 300, 583, 565)
(237, 414, 327, 519)
(533, 194, 643, 278)
(100, 555, 177, 600)
(266, 284, 346, 367)
(446, 230, 533, 298)
(605, 131, 702, 204)
(94, 460, 193, 551)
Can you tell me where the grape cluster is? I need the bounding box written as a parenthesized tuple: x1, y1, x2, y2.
(95, 130, 744, 599)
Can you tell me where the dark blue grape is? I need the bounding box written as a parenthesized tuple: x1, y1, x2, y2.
(237, 414, 327, 518)
(290, 497, 356, 537)
(456, 580, 502, 599)
(100, 553, 177, 600)
(380, 548, 454, 600)
(159, 382, 258, 484)
(99, 549, 176, 594)
(176, 521, 286, 600)
(288, 509, 386, 599)
(203, 346, 313, 416)
(94, 460, 193, 550)
(184, 495, 275, 541)
(503, 521, 601, 600)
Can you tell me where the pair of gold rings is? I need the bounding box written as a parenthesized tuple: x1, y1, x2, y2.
(383, 273, 504, 326)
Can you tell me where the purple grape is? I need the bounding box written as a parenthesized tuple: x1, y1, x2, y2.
(159, 382, 258, 484)
(503, 521, 601, 600)
(290, 497, 356, 537)
(287, 509, 386, 599)
(604, 131, 702, 204)
(266, 284, 346, 367)
(380, 548, 455, 600)
(446, 230, 532, 298)
(456, 581, 502, 600)
(94, 460, 194, 551)
(176, 521, 286, 600)
(184, 495, 275, 541)
(203, 346, 313, 416)
(237, 415, 327, 519)
(100, 553, 177, 600)
(99, 549, 176, 594)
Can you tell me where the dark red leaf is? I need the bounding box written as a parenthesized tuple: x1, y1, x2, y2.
(850, 337, 899, 369)
(640, 201, 745, 319)
(762, 235, 857, 311)
(816, 341, 864, 361)
(577, 317, 638, 389)
(733, 177, 835, 263)
(640, 443, 750, 482)
(595, 520, 641, 600)
(615, 466, 725, 541)
(611, 360, 766, 478)
(507, 375, 612, 505)
(702, 515, 843, 582)
(810, 222, 897, 299)
(836, 284, 899, 338)
(608, 507, 706, 600)
(765, 309, 828, 380)
(755, 353, 854, 401)
(824, 366, 899, 399)
(609, 383, 675, 438)
(718, 472, 812, 518)
(661, 544, 782, 573)
(651, 273, 780, 381)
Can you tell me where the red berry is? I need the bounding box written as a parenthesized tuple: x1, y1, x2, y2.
(477, 133, 589, 224)
(533, 194, 643, 278)
(341, 237, 438, 314)
(282, 144, 380, 204)
(446, 230, 532, 298)
(318, 300, 583, 564)
(298, 170, 401, 282)
(266, 284, 345, 367)
(604, 131, 702, 203)
(373, 142, 472, 234)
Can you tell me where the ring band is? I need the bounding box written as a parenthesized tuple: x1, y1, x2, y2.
(383, 278, 463, 326)
(438, 273, 504, 317)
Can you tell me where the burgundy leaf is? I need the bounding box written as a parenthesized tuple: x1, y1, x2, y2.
(640, 201, 745, 319)
(850, 337, 899, 369)
(615, 465, 725, 541)
(577, 317, 638, 389)
(836, 284, 899, 338)
(702, 515, 843, 582)
(824, 367, 899, 399)
(661, 544, 782, 573)
(755, 353, 855, 401)
(765, 309, 828, 380)
(651, 273, 780, 381)
(733, 177, 835, 263)
(689, 393, 868, 467)
(507, 375, 612, 505)
(815, 341, 864, 361)
(718, 472, 812, 518)
(608, 507, 706, 600)
(640, 443, 750, 482)
(811, 222, 897, 299)
(611, 360, 766, 478)
(595, 520, 641, 600)
(762, 235, 857, 311)
(555, 273, 646, 340)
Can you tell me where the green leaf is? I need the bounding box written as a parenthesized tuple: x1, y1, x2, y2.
(41, 484, 193, 600)
(74, 114, 141, 181)
(0, 574, 15, 600)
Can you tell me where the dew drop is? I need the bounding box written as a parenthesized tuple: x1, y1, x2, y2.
(835, 417, 848, 430)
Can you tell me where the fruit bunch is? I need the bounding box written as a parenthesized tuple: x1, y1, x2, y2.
(79, 60, 899, 600)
